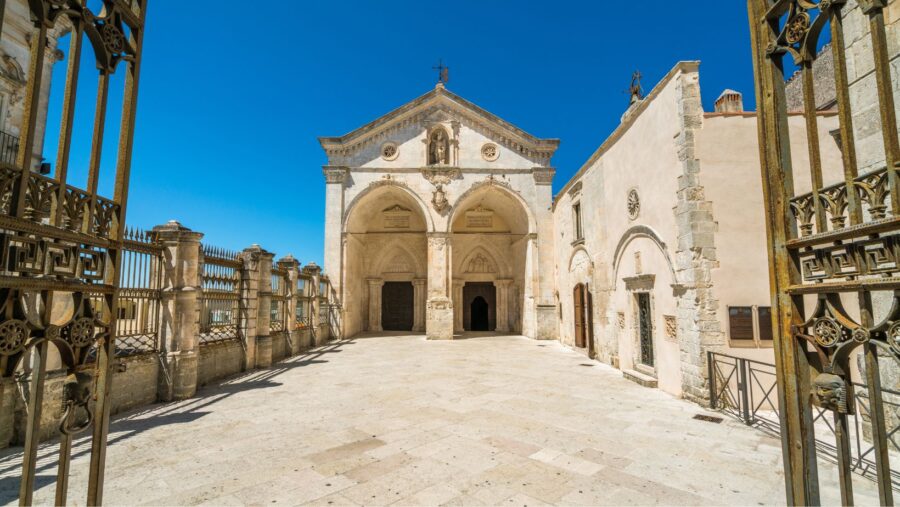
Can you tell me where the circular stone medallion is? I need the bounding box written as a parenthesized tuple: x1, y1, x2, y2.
(627, 189, 640, 220)
(481, 143, 499, 162)
(381, 142, 399, 161)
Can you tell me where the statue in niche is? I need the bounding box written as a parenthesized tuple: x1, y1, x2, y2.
(429, 128, 449, 165)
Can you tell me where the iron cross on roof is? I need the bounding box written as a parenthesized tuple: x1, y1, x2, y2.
(433, 59, 449, 84)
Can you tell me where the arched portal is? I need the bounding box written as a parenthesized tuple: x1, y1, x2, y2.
(449, 184, 532, 335)
(343, 185, 429, 336)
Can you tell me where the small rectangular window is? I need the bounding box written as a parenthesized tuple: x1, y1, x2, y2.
(573, 203, 584, 240)
(729, 307, 754, 340)
(758, 306, 773, 341)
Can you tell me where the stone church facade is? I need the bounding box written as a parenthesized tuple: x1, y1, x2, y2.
(320, 83, 559, 341)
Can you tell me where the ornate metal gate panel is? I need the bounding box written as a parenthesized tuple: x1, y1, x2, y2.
(0, 1, 147, 504)
(637, 292, 653, 367)
(749, 0, 899, 504)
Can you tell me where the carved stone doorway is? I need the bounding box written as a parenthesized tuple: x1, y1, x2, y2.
(382, 282, 414, 331)
(463, 282, 496, 331)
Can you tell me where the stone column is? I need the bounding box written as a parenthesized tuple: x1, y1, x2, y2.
(254, 248, 275, 369)
(533, 169, 559, 340)
(367, 278, 384, 332)
(279, 256, 301, 356)
(239, 246, 263, 370)
(153, 220, 203, 401)
(495, 279, 513, 333)
(305, 263, 322, 345)
(452, 279, 464, 333)
(323, 167, 348, 297)
(412, 278, 426, 332)
(426, 233, 453, 340)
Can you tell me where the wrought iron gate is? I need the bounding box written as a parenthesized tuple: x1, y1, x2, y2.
(0, 1, 147, 504)
(749, 0, 899, 504)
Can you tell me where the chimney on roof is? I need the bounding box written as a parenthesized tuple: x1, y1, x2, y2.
(714, 89, 744, 113)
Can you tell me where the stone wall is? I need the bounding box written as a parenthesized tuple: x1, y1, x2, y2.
(197, 341, 245, 387)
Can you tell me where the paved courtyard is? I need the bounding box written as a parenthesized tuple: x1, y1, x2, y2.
(0, 334, 880, 505)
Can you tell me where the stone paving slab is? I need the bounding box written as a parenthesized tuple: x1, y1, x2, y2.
(0, 334, 883, 505)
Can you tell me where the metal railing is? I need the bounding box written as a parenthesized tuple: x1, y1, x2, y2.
(88, 227, 162, 358)
(270, 269, 287, 334)
(199, 245, 242, 345)
(709, 351, 900, 488)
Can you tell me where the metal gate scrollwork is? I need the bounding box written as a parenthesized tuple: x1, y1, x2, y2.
(0, 0, 148, 505)
(749, 0, 900, 504)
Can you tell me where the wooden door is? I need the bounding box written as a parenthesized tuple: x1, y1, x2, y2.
(381, 282, 413, 331)
(573, 284, 585, 348)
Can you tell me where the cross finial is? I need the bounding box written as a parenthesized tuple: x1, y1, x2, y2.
(433, 59, 449, 85)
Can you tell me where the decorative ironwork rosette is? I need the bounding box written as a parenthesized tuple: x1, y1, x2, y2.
(851, 327, 870, 344)
(888, 321, 900, 355)
(813, 317, 842, 347)
(63, 318, 95, 348)
(101, 23, 126, 53)
(0, 319, 28, 356)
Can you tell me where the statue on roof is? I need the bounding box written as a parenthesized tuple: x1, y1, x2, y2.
(629, 71, 644, 104)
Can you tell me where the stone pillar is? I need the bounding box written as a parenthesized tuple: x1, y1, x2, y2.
(153, 220, 203, 401)
(533, 168, 559, 340)
(305, 263, 322, 345)
(323, 167, 348, 297)
(426, 233, 453, 340)
(412, 278, 426, 332)
(255, 248, 275, 369)
(239, 246, 263, 370)
(367, 278, 384, 332)
(495, 279, 513, 333)
(452, 279, 464, 333)
(279, 256, 301, 356)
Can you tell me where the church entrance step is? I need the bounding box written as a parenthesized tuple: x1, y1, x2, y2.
(623, 368, 658, 388)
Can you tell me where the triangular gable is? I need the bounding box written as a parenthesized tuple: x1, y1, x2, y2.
(319, 84, 559, 165)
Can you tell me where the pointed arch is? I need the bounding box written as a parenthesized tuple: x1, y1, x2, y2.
(372, 239, 426, 277)
(457, 245, 509, 277)
(612, 225, 678, 283)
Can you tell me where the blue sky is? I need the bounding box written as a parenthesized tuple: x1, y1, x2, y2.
(43, 1, 758, 268)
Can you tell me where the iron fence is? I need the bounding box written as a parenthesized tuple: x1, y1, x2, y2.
(709, 351, 900, 488)
(87, 228, 162, 358)
(199, 245, 242, 345)
(270, 269, 287, 334)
